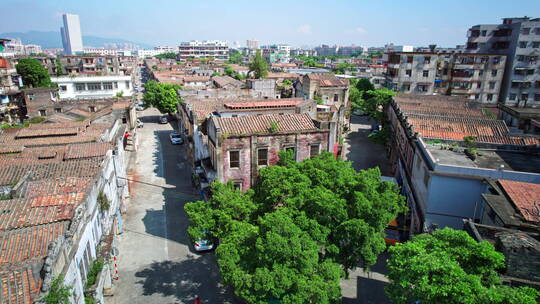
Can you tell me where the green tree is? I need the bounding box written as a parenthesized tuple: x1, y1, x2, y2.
(360, 88, 395, 121)
(155, 52, 177, 59)
(185, 152, 407, 302)
(55, 57, 63, 76)
(355, 78, 375, 93)
(42, 275, 72, 304)
(143, 80, 182, 114)
(16, 58, 55, 88)
(228, 50, 243, 64)
(386, 228, 539, 304)
(249, 49, 268, 79)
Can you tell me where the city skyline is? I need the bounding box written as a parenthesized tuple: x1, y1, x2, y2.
(2, 0, 540, 48)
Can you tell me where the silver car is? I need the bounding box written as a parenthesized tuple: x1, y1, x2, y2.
(169, 132, 184, 145)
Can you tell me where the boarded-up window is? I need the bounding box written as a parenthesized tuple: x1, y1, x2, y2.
(229, 150, 240, 168)
(257, 148, 268, 166)
(310, 144, 320, 158)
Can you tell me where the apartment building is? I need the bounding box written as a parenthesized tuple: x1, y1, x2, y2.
(58, 55, 137, 76)
(246, 39, 259, 49)
(52, 75, 133, 99)
(466, 17, 540, 106)
(385, 94, 540, 234)
(61, 13, 84, 55)
(386, 52, 506, 104)
(178, 40, 228, 61)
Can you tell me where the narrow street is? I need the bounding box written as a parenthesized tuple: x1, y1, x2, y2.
(108, 108, 236, 304)
(343, 115, 392, 176)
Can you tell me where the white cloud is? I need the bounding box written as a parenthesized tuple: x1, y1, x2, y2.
(297, 24, 312, 35)
(355, 27, 367, 34)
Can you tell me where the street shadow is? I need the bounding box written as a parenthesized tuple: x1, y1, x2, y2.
(139, 114, 163, 123)
(134, 130, 198, 248)
(134, 256, 239, 304)
(344, 115, 392, 176)
(342, 275, 390, 304)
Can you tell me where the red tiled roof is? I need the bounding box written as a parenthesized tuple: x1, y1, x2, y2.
(212, 76, 244, 88)
(0, 221, 68, 266)
(0, 146, 24, 154)
(0, 267, 42, 304)
(214, 113, 318, 136)
(0, 158, 103, 186)
(23, 177, 92, 198)
(307, 73, 349, 87)
(15, 128, 78, 139)
(223, 99, 303, 110)
(64, 142, 112, 160)
(498, 180, 540, 223)
(0, 199, 74, 232)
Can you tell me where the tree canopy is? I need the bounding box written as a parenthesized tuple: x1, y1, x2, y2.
(386, 228, 539, 304)
(16, 58, 55, 88)
(143, 80, 182, 114)
(154, 52, 177, 59)
(249, 49, 268, 79)
(228, 50, 243, 64)
(185, 152, 407, 303)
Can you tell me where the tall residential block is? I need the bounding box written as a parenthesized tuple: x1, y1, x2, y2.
(385, 52, 506, 104)
(246, 39, 259, 49)
(61, 13, 83, 55)
(466, 17, 540, 107)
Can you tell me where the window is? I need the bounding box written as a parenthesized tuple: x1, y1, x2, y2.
(55, 108, 62, 113)
(233, 181, 242, 190)
(257, 148, 268, 166)
(522, 28, 530, 35)
(519, 41, 528, 48)
(113, 82, 118, 89)
(60, 85, 67, 91)
(492, 57, 500, 64)
(125, 81, 130, 89)
(103, 82, 113, 90)
(401, 84, 410, 92)
(535, 94, 540, 102)
(517, 55, 526, 62)
(511, 81, 520, 88)
(88, 106, 96, 112)
(417, 84, 428, 92)
(38, 109, 46, 116)
(477, 82, 481, 88)
(475, 94, 479, 100)
(536, 81, 540, 89)
(310, 144, 320, 158)
(491, 70, 497, 77)
(527, 69, 535, 75)
(405, 69, 412, 77)
(521, 93, 528, 101)
(536, 28, 540, 35)
(285, 146, 296, 160)
(487, 94, 493, 102)
(532, 42, 540, 48)
(229, 150, 240, 168)
(333, 94, 339, 102)
(489, 82, 496, 89)
(424, 56, 431, 64)
(406, 56, 413, 63)
(87, 83, 102, 91)
(422, 70, 429, 77)
(481, 30, 487, 36)
(509, 94, 516, 101)
(478, 70, 484, 76)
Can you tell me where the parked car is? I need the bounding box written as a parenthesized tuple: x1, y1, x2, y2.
(159, 116, 168, 124)
(137, 119, 143, 128)
(193, 231, 215, 252)
(136, 104, 145, 111)
(169, 132, 184, 145)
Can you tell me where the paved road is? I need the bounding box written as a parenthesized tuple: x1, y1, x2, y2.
(343, 115, 392, 176)
(108, 108, 236, 304)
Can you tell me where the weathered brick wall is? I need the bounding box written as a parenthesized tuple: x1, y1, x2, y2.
(220, 131, 329, 191)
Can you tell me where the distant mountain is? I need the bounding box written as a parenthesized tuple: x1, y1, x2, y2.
(0, 30, 154, 49)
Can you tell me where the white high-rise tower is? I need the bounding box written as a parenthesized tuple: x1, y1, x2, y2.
(60, 13, 83, 55)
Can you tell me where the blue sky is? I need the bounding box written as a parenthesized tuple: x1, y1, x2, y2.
(2, 0, 540, 47)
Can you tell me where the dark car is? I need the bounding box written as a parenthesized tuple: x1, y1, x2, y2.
(159, 116, 168, 124)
